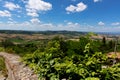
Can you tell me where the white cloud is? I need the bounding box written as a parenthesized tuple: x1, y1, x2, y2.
(76, 3, 87, 12)
(67, 22, 79, 26)
(67, 22, 73, 25)
(30, 18, 40, 23)
(26, 0, 52, 11)
(26, 9, 39, 17)
(1, 21, 120, 32)
(27, 12, 39, 17)
(98, 21, 105, 26)
(111, 22, 120, 26)
(66, 2, 87, 13)
(93, 0, 101, 3)
(4, 2, 21, 10)
(26, 0, 52, 17)
(8, 18, 13, 21)
(66, 5, 76, 12)
(7, 21, 17, 24)
(0, 21, 81, 31)
(0, 10, 11, 17)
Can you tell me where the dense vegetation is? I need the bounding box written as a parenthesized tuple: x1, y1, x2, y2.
(0, 34, 120, 80)
(22, 37, 120, 80)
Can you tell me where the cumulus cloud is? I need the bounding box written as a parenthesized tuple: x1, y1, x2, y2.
(0, 21, 82, 31)
(66, 5, 76, 13)
(26, 0, 52, 11)
(67, 22, 79, 26)
(30, 18, 40, 23)
(0, 10, 11, 17)
(98, 21, 105, 26)
(93, 0, 101, 3)
(66, 2, 87, 13)
(4, 2, 21, 10)
(111, 22, 120, 26)
(27, 11, 39, 17)
(1, 21, 119, 32)
(26, 0, 52, 17)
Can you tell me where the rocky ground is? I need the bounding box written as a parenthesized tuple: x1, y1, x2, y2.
(0, 52, 38, 80)
(0, 72, 6, 80)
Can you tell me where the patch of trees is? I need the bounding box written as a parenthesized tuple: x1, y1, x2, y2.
(0, 39, 45, 56)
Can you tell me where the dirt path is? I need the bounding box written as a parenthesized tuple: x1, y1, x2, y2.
(0, 52, 38, 80)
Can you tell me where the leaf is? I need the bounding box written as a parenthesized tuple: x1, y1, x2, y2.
(85, 77, 100, 80)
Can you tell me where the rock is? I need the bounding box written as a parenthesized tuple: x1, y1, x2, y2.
(0, 74, 6, 80)
(0, 52, 38, 80)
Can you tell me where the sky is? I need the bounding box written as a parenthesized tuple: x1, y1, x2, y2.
(0, 0, 120, 32)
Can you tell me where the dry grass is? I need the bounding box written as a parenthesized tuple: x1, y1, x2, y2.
(0, 33, 67, 41)
(107, 52, 120, 59)
(0, 57, 7, 77)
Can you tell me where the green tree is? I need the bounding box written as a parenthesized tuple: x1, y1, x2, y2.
(1, 39, 14, 48)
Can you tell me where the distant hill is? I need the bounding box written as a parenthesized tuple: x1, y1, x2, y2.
(0, 30, 87, 35)
(0, 30, 119, 36)
(96, 32, 120, 35)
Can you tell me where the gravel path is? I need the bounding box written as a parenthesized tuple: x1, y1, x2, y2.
(0, 52, 38, 80)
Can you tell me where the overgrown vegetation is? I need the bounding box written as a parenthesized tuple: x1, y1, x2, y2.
(21, 36, 120, 80)
(0, 39, 48, 56)
(0, 33, 120, 80)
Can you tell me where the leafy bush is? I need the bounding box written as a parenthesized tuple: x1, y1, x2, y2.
(22, 38, 120, 80)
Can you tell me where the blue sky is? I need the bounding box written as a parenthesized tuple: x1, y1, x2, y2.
(0, 0, 120, 32)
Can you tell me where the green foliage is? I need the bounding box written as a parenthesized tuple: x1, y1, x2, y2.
(85, 77, 100, 80)
(87, 32, 97, 37)
(0, 47, 5, 52)
(1, 39, 14, 48)
(0, 39, 44, 56)
(1, 35, 120, 80)
(22, 37, 120, 80)
(98, 37, 116, 53)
